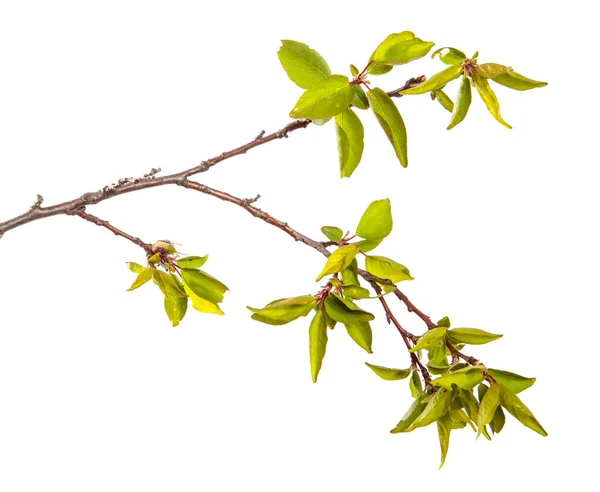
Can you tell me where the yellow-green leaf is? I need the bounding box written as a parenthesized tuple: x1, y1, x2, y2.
(370, 31, 434, 65)
(321, 226, 343, 242)
(487, 368, 535, 394)
(164, 294, 188, 327)
(431, 366, 485, 390)
(366, 362, 411, 380)
(410, 327, 447, 352)
(316, 244, 359, 281)
(335, 108, 364, 178)
(153, 270, 186, 298)
(492, 71, 548, 91)
(407, 387, 455, 431)
(473, 74, 512, 128)
(437, 414, 452, 468)
(352, 84, 369, 110)
(431, 47, 466, 65)
(432, 89, 454, 112)
(400, 65, 462, 95)
(475, 62, 512, 79)
(290, 75, 355, 119)
(309, 310, 328, 382)
(127, 268, 153, 291)
(447, 328, 503, 345)
(477, 382, 500, 437)
(277, 40, 331, 89)
(183, 283, 224, 315)
(127, 262, 145, 273)
(447, 76, 472, 130)
(176, 255, 208, 269)
(499, 383, 547, 436)
(345, 320, 372, 353)
(367, 88, 408, 167)
(248, 295, 317, 325)
(181, 269, 228, 304)
(409, 370, 423, 398)
(490, 406, 506, 434)
(324, 295, 374, 324)
(365, 255, 412, 283)
(391, 393, 428, 433)
(356, 198, 393, 240)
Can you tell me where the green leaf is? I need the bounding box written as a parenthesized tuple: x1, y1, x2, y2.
(390, 393, 428, 433)
(365, 362, 411, 380)
(350, 64, 359, 77)
(352, 85, 369, 110)
(289, 75, 355, 119)
(447, 328, 503, 345)
(342, 285, 371, 299)
(182, 282, 224, 315)
(432, 89, 454, 112)
(409, 370, 423, 398)
(473, 74, 512, 128)
(127, 268, 154, 291)
(447, 76, 472, 130)
(311, 117, 331, 126)
(153, 270, 187, 298)
(335, 108, 365, 178)
(450, 408, 476, 432)
(323, 309, 337, 330)
(309, 310, 328, 382)
(437, 414, 452, 468)
(248, 295, 317, 325)
(367, 62, 393, 76)
(408, 387, 455, 431)
(437, 316, 451, 328)
(321, 226, 343, 242)
(345, 320, 373, 353)
(475, 63, 512, 79)
(127, 262, 145, 273)
(487, 368, 535, 394)
(324, 294, 374, 324)
(181, 269, 228, 304)
(356, 198, 393, 240)
(365, 255, 413, 283)
(431, 47, 466, 65)
(370, 31, 435, 65)
(410, 327, 447, 352)
(316, 244, 360, 281)
(400, 65, 463, 95)
(477, 382, 501, 437)
(431, 366, 485, 390)
(492, 71, 548, 91)
(499, 383, 547, 436)
(148, 252, 161, 264)
(164, 294, 188, 327)
(367, 88, 408, 167)
(356, 239, 382, 252)
(341, 259, 360, 286)
(428, 340, 448, 367)
(277, 40, 331, 89)
(176, 255, 208, 269)
(490, 406, 506, 434)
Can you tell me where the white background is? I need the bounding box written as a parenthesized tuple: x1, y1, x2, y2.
(0, 1, 597, 490)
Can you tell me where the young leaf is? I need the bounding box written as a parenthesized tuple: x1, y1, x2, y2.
(431, 366, 485, 390)
(367, 88, 408, 167)
(342, 285, 371, 299)
(499, 383, 547, 436)
(321, 226, 343, 242)
(400, 65, 463, 95)
(367, 62, 393, 76)
(309, 310, 328, 383)
(473, 74, 512, 128)
(127, 262, 145, 273)
(127, 268, 154, 291)
(176, 255, 208, 269)
(365, 255, 413, 283)
(490, 406, 506, 434)
(324, 295, 374, 324)
(365, 362, 411, 381)
(409, 370, 423, 398)
(248, 295, 317, 325)
(487, 368, 536, 394)
(335, 108, 365, 178)
(340, 259, 360, 286)
(289, 75, 355, 119)
(432, 89, 454, 112)
(356, 239, 382, 253)
(475, 63, 512, 79)
(352, 85, 369, 110)
(431, 47, 466, 65)
(447, 328, 503, 345)
(183, 283, 224, 315)
(437, 414, 452, 468)
(410, 327, 447, 352)
(370, 31, 435, 65)
(390, 393, 428, 433)
(437, 316, 451, 328)
(492, 71, 548, 91)
(447, 76, 472, 130)
(315, 244, 360, 281)
(153, 270, 187, 298)
(345, 320, 373, 353)
(277, 40, 331, 89)
(164, 294, 188, 327)
(181, 269, 228, 304)
(477, 382, 501, 437)
(350, 64, 359, 77)
(356, 198, 393, 240)
(407, 387, 455, 431)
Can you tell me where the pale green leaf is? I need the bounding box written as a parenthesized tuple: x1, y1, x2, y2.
(290, 75, 355, 119)
(431, 47, 466, 65)
(365, 362, 411, 380)
(324, 294, 374, 324)
(127, 268, 153, 291)
(410, 327, 447, 352)
(487, 368, 535, 394)
(367, 88, 408, 167)
(345, 320, 373, 353)
(431, 366, 485, 390)
(356, 239, 382, 252)
(400, 65, 463, 95)
(409, 370, 423, 398)
(183, 283, 224, 315)
(390, 393, 427, 433)
(316, 244, 360, 281)
(309, 310, 328, 382)
(356, 198, 393, 240)
(176, 255, 208, 269)
(340, 259, 359, 286)
(475, 63, 512, 79)
(181, 269, 228, 304)
(447, 328, 503, 345)
(447, 76, 472, 130)
(473, 74, 512, 128)
(321, 226, 343, 242)
(127, 262, 145, 273)
(164, 294, 188, 327)
(437, 414, 452, 468)
(371, 31, 435, 65)
(153, 270, 187, 298)
(499, 383, 547, 436)
(248, 295, 317, 325)
(477, 382, 500, 437)
(407, 387, 455, 431)
(492, 71, 548, 91)
(352, 85, 369, 110)
(335, 108, 364, 178)
(432, 89, 454, 112)
(365, 255, 413, 283)
(490, 406, 506, 434)
(277, 40, 331, 89)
